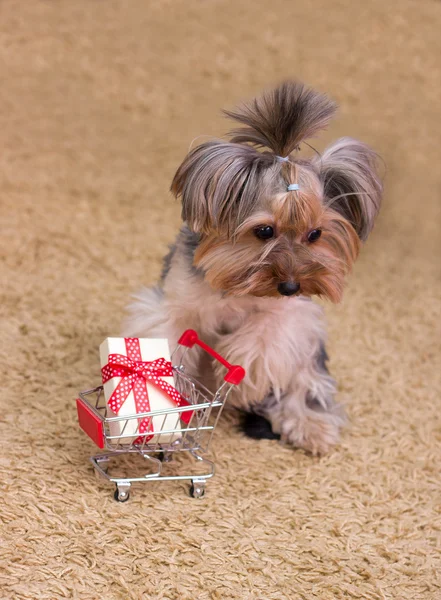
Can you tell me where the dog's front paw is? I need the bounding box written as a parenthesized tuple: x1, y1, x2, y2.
(281, 411, 343, 455)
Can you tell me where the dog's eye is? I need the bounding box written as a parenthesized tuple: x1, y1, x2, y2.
(307, 229, 322, 243)
(254, 225, 274, 240)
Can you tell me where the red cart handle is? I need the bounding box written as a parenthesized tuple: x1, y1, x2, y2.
(177, 329, 245, 385)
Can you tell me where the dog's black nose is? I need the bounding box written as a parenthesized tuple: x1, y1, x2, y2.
(277, 281, 300, 296)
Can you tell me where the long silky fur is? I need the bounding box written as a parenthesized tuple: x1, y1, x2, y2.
(172, 81, 338, 235)
(171, 141, 275, 234)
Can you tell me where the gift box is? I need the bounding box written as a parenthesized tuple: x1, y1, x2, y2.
(100, 337, 190, 445)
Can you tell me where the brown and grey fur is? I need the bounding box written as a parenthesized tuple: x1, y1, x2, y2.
(124, 81, 382, 455)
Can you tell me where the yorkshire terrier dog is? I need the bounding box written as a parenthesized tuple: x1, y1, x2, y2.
(125, 81, 382, 455)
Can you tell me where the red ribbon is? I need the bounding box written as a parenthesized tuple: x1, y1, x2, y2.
(101, 338, 192, 443)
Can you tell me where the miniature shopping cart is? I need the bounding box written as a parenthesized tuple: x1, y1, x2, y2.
(76, 330, 245, 501)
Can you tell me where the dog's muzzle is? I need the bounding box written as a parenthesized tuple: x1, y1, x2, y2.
(277, 281, 300, 296)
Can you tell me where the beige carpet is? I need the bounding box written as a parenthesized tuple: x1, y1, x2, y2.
(1, 1, 440, 598)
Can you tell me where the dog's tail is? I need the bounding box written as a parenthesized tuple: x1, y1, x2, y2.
(224, 81, 336, 157)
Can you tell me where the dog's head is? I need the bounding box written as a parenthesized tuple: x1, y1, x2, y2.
(171, 82, 382, 302)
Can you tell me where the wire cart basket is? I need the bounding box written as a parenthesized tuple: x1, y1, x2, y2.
(76, 329, 245, 501)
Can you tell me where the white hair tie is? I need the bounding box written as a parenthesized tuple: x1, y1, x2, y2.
(287, 183, 300, 191)
(276, 155, 290, 162)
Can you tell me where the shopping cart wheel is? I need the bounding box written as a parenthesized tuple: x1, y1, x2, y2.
(190, 480, 206, 498)
(114, 484, 130, 502)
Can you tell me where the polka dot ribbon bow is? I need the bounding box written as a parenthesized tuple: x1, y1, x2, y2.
(101, 338, 193, 442)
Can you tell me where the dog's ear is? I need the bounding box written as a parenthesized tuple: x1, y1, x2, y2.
(314, 138, 383, 241)
(171, 140, 270, 234)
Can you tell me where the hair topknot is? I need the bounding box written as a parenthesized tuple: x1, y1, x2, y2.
(172, 81, 381, 242)
(224, 81, 337, 157)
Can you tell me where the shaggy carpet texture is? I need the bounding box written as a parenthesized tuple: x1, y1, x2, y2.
(1, 1, 440, 599)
